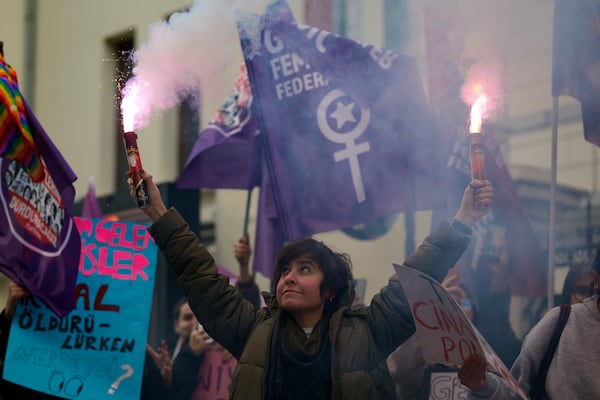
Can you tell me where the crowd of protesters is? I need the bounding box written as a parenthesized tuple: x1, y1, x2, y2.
(1, 168, 598, 399)
(131, 169, 494, 399)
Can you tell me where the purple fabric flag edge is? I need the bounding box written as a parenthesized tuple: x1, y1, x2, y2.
(0, 101, 80, 316)
(243, 8, 441, 241)
(178, 63, 262, 190)
(552, 0, 600, 146)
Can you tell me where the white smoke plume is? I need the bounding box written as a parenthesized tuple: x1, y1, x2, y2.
(122, 0, 270, 130)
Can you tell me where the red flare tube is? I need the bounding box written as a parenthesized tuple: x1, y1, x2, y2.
(469, 133, 485, 181)
(123, 131, 149, 208)
(469, 132, 488, 210)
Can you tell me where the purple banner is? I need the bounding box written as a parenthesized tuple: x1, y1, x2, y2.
(0, 102, 81, 316)
(553, 0, 600, 146)
(432, 128, 546, 297)
(239, 7, 441, 240)
(178, 63, 261, 190)
(252, 157, 285, 280)
(81, 180, 103, 219)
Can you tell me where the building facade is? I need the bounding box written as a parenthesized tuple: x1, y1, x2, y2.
(1, 0, 599, 338)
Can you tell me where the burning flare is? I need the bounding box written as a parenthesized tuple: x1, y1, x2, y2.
(121, 80, 141, 132)
(469, 84, 488, 134)
(119, 79, 149, 208)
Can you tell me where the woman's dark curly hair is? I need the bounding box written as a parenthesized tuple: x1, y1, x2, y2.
(172, 297, 189, 322)
(589, 247, 600, 306)
(561, 263, 596, 304)
(593, 247, 600, 276)
(272, 238, 353, 301)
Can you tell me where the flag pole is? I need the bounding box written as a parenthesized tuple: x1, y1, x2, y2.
(243, 189, 252, 236)
(548, 95, 558, 309)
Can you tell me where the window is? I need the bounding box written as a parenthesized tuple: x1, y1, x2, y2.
(332, 0, 362, 38)
(305, 0, 332, 31)
(108, 35, 135, 192)
(178, 95, 200, 173)
(383, 0, 410, 52)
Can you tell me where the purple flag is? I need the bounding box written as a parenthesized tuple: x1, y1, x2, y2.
(553, 0, 600, 146)
(239, 11, 441, 240)
(483, 133, 546, 298)
(252, 157, 286, 281)
(81, 178, 103, 219)
(432, 127, 546, 297)
(178, 63, 261, 190)
(0, 102, 81, 316)
(217, 264, 238, 284)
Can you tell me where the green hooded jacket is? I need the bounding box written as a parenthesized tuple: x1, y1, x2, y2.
(149, 209, 470, 400)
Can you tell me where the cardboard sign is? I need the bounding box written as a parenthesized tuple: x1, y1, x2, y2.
(428, 371, 468, 400)
(193, 350, 236, 400)
(3, 217, 157, 399)
(394, 264, 527, 400)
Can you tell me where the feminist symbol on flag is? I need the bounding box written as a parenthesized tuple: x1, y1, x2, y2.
(317, 89, 371, 203)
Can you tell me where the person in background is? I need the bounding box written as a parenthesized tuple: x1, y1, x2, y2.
(472, 237, 522, 367)
(233, 235, 262, 309)
(145, 236, 261, 400)
(0, 281, 62, 400)
(459, 247, 600, 399)
(191, 236, 260, 399)
(191, 331, 237, 400)
(561, 262, 596, 305)
(131, 168, 493, 399)
(145, 299, 208, 399)
(530, 257, 597, 325)
(141, 345, 163, 400)
(386, 265, 478, 399)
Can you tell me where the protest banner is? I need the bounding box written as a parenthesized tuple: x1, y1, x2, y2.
(0, 104, 81, 317)
(3, 217, 157, 399)
(394, 264, 527, 400)
(238, 0, 441, 241)
(418, 365, 469, 400)
(193, 349, 237, 400)
(178, 63, 261, 191)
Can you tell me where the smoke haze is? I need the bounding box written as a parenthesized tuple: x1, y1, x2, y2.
(123, 0, 270, 129)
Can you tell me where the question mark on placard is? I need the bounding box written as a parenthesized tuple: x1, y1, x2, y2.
(107, 364, 134, 395)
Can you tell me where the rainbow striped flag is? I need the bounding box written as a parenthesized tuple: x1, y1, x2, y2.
(0, 51, 44, 182)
